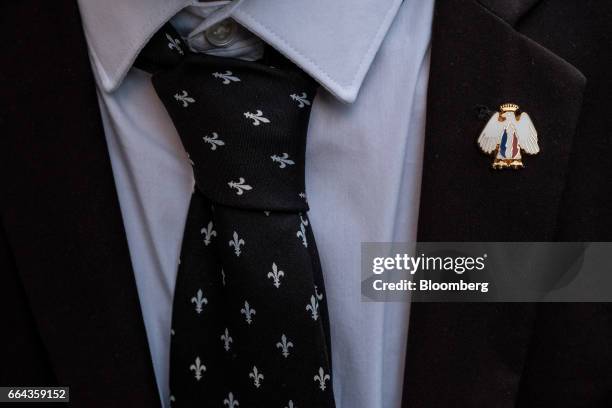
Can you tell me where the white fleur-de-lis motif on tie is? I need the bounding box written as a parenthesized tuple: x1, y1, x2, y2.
(223, 392, 239, 407)
(306, 295, 319, 320)
(296, 215, 309, 248)
(241, 301, 256, 324)
(221, 269, 226, 286)
(202, 132, 225, 150)
(229, 231, 245, 257)
(290, 92, 311, 108)
(220, 328, 233, 351)
(191, 289, 208, 314)
(249, 366, 264, 388)
(264, 211, 271, 216)
(174, 90, 195, 107)
(271, 153, 295, 169)
(213, 70, 241, 85)
(276, 334, 294, 358)
(267, 262, 285, 288)
(314, 367, 331, 390)
(228, 178, 253, 195)
(315, 285, 324, 302)
(189, 357, 206, 381)
(285, 401, 296, 408)
(165, 33, 184, 55)
(169, 394, 175, 406)
(244, 110, 270, 126)
(200, 221, 216, 246)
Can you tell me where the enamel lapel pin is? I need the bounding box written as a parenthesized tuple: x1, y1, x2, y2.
(478, 103, 539, 169)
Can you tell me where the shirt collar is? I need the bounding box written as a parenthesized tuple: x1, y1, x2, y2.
(77, 0, 403, 103)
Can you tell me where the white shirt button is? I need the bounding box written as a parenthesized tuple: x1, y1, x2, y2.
(205, 19, 237, 47)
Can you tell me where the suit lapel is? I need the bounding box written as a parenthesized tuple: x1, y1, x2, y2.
(418, 0, 585, 243)
(404, 0, 585, 406)
(1, 2, 160, 406)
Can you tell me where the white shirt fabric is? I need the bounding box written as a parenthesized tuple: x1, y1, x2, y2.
(77, 1, 434, 407)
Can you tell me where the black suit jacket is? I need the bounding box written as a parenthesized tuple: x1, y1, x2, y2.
(1, 0, 611, 406)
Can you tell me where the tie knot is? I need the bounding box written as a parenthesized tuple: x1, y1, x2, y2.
(152, 54, 317, 212)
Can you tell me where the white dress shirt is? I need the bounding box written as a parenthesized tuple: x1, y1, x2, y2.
(77, 0, 433, 407)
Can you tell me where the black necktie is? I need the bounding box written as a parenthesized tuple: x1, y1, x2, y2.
(136, 24, 336, 408)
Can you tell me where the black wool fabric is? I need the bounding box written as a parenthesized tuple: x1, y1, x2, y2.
(136, 24, 335, 408)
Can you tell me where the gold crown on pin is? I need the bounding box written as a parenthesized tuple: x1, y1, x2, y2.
(499, 103, 520, 112)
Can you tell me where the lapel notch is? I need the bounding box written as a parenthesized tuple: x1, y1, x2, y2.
(477, 0, 542, 26)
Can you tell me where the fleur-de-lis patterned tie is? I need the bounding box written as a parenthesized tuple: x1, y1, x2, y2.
(136, 24, 335, 408)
